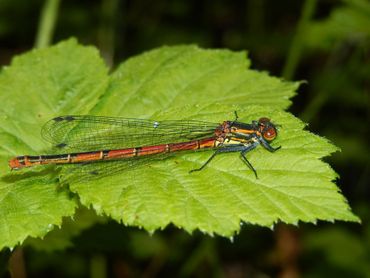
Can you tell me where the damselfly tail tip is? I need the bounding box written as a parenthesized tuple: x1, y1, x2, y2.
(8, 157, 24, 170)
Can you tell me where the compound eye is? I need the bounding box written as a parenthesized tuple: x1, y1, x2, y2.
(263, 127, 277, 141)
(258, 117, 270, 126)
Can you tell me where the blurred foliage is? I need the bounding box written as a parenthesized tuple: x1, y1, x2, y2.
(0, 0, 369, 277)
(302, 0, 370, 50)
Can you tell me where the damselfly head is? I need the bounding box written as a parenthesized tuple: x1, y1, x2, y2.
(258, 118, 278, 141)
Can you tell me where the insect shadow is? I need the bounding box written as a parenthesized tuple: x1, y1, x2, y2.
(2, 166, 61, 184)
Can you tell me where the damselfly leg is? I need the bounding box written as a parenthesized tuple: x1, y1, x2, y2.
(189, 142, 259, 177)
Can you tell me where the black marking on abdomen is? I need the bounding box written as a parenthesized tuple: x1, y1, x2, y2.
(133, 147, 141, 156)
(41, 154, 66, 159)
(16, 156, 26, 165)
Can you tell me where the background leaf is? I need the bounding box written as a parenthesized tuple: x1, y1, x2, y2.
(302, 0, 370, 51)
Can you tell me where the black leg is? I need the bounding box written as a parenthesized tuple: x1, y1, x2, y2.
(189, 149, 221, 173)
(233, 111, 239, 121)
(190, 142, 260, 177)
(241, 151, 258, 179)
(259, 137, 281, 152)
(189, 143, 245, 173)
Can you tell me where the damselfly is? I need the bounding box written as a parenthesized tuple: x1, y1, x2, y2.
(9, 113, 280, 181)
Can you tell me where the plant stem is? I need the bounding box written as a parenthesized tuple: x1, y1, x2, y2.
(90, 254, 107, 278)
(98, 0, 119, 67)
(282, 0, 317, 80)
(179, 238, 221, 277)
(35, 0, 61, 48)
(9, 248, 26, 278)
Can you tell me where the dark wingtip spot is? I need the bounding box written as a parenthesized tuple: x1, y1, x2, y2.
(90, 170, 99, 175)
(64, 116, 75, 121)
(53, 116, 75, 122)
(56, 143, 68, 148)
(53, 116, 64, 122)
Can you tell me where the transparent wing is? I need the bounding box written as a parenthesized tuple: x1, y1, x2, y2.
(60, 152, 178, 184)
(42, 115, 218, 152)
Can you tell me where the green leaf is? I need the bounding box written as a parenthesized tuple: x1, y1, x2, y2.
(0, 40, 359, 249)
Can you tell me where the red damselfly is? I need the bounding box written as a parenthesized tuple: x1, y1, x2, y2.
(9, 113, 280, 182)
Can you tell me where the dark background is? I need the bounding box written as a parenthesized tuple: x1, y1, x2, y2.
(1, 0, 369, 277)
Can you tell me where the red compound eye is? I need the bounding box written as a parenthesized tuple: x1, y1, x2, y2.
(263, 127, 277, 141)
(258, 117, 278, 141)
